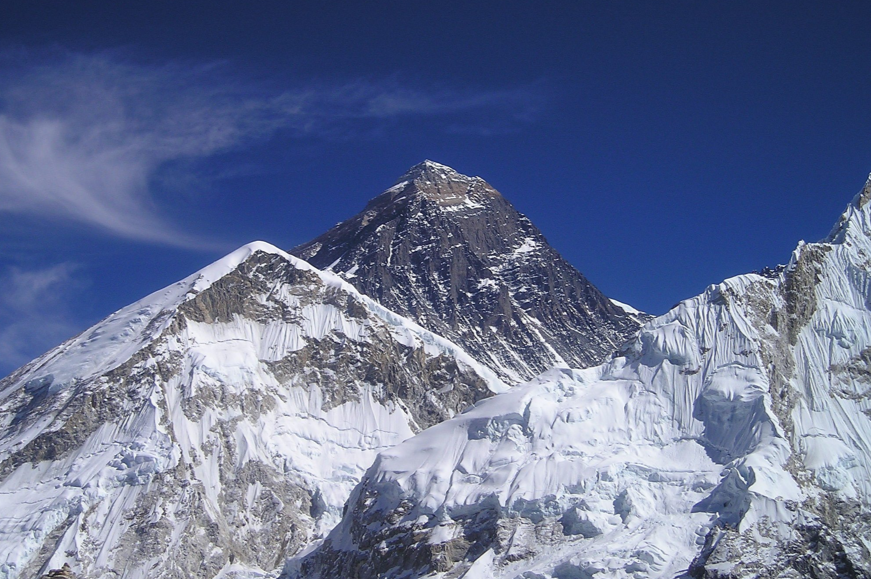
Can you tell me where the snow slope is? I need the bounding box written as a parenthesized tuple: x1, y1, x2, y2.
(292, 178, 871, 579)
(0, 242, 505, 579)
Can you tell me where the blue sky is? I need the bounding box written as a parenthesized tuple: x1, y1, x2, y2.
(0, 1, 869, 376)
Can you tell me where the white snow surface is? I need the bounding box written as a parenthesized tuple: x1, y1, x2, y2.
(610, 298, 643, 316)
(305, 181, 871, 578)
(0, 241, 506, 579)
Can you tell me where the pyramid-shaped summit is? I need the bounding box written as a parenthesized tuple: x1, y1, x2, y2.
(292, 161, 642, 383)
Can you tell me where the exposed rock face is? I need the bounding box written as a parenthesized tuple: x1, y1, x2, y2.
(293, 160, 643, 383)
(289, 179, 871, 579)
(39, 564, 75, 579)
(0, 243, 504, 579)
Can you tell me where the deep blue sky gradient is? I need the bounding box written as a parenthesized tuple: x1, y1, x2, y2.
(1, 1, 870, 376)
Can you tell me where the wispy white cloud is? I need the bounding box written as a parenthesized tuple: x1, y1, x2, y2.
(0, 263, 82, 375)
(0, 53, 282, 248)
(0, 50, 541, 247)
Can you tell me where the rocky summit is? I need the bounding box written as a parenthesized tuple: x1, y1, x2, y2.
(292, 160, 643, 384)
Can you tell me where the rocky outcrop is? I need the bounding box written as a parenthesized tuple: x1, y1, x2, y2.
(293, 160, 643, 383)
(39, 564, 75, 579)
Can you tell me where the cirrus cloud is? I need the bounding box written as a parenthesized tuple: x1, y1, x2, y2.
(0, 50, 542, 248)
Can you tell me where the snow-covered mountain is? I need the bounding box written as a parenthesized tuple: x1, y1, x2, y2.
(292, 161, 643, 384)
(5, 162, 871, 579)
(290, 178, 871, 579)
(0, 242, 506, 579)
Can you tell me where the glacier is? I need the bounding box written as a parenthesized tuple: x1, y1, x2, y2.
(291, 179, 871, 578)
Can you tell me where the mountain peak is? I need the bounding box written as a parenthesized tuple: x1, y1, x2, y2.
(292, 164, 640, 383)
(395, 159, 472, 184)
(384, 160, 497, 210)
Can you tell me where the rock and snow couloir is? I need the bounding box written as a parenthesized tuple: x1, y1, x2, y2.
(292, 161, 643, 384)
(290, 179, 871, 579)
(0, 242, 507, 579)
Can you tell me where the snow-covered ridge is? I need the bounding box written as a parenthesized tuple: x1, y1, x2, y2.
(823, 173, 871, 244)
(2, 241, 505, 405)
(0, 241, 283, 400)
(0, 240, 506, 579)
(609, 298, 642, 316)
(609, 298, 650, 326)
(291, 178, 871, 579)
